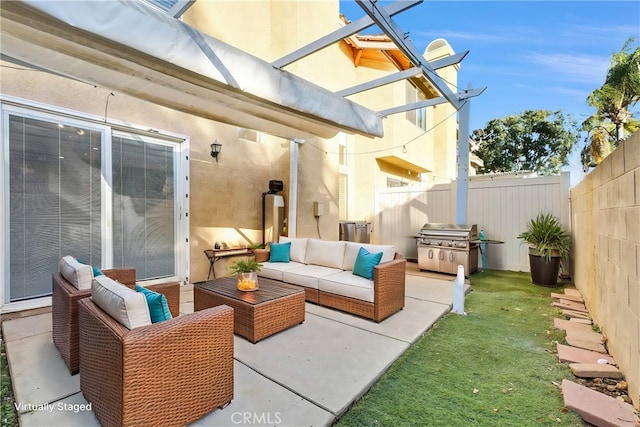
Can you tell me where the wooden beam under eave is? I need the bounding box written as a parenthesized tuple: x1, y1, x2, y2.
(354, 48, 363, 67)
(412, 77, 440, 99)
(380, 50, 404, 71)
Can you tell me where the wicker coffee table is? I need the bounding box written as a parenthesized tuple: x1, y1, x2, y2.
(193, 277, 305, 343)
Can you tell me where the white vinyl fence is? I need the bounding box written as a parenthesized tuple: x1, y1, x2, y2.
(373, 172, 571, 272)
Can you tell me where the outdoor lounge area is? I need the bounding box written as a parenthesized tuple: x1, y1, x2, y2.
(2, 265, 465, 426)
(1, 1, 639, 425)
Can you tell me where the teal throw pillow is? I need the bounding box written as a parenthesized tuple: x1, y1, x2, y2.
(135, 285, 172, 323)
(270, 242, 291, 263)
(352, 247, 383, 280)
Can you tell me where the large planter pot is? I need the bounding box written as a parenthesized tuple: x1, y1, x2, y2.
(528, 249, 561, 287)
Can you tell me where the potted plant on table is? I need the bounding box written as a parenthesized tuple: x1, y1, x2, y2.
(230, 258, 262, 291)
(518, 213, 571, 287)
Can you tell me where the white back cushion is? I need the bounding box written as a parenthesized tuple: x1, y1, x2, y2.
(59, 255, 93, 290)
(305, 239, 346, 269)
(279, 236, 308, 263)
(91, 276, 151, 329)
(341, 242, 395, 271)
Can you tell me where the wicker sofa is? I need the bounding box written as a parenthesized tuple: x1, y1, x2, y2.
(78, 294, 234, 427)
(52, 263, 179, 374)
(256, 237, 406, 322)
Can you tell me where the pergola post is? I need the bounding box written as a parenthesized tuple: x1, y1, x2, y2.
(455, 84, 472, 225)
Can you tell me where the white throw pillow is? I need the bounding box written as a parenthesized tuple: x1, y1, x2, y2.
(59, 255, 94, 290)
(279, 236, 308, 263)
(305, 239, 346, 269)
(91, 276, 151, 329)
(341, 242, 395, 271)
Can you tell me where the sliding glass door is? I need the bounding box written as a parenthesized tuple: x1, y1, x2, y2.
(112, 133, 176, 280)
(3, 107, 184, 304)
(8, 115, 103, 301)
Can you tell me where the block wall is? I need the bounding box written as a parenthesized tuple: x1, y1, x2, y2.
(571, 131, 640, 409)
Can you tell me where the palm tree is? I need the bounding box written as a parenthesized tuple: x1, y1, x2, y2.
(586, 38, 640, 142)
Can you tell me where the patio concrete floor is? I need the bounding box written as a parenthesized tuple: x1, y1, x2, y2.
(2, 264, 469, 427)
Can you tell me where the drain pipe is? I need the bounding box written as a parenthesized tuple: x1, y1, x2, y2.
(261, 191, 268, 246)
(288, 138, 304, 238)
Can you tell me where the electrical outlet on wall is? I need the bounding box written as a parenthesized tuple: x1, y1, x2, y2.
(313, 201, 325, 217)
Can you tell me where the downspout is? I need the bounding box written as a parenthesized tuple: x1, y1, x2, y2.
(288, 138, 304, 237)
(261, 191, 268, 246)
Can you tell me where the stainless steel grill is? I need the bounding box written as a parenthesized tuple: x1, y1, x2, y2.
(416, 224, 479, 276)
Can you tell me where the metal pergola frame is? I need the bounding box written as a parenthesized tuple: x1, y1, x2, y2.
(271, 0, 486, 224)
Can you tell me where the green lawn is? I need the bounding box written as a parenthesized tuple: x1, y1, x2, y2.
(0, 270, 586, 427)
(337, 269, 584, 427)
(1, 332, 17, 427)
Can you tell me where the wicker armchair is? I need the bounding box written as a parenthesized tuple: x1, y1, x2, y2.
(52, 268, 179, 374)
(78, 298, 234, 427)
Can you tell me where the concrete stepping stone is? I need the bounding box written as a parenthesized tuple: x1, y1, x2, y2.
(553, 300, 589, 312)
(557, 343, 615, 364)
(562, 379, 638, 427)
(565, 329, 606, 353)
(554, 318, 592, 333)
(570, 318, 592, 325)
(551, 292, 584, 303)
(563, 288, 583, 298)
(561, 309, 592, 320)
(569, 363, 623, 379)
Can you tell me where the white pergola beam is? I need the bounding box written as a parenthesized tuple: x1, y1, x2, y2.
(457, 86, 487, 100)
(271, 0, 422, 69)
(377, 87, 485, 117)
(336, 51, 469, 98)
(336, 67, 421, 97)
(355, 0, 460, 108)
(429, 50, 469, 70)
(377, 96, 448, 117)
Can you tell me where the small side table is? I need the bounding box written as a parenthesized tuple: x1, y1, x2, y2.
(204, 248, 252, 280)
(471, 240, 504, 271)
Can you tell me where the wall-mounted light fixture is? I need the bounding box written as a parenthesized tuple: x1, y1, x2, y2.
(210, 141, 222, 163)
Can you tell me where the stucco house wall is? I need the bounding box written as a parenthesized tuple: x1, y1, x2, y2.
(0, 0, 459, 310)
(186, 0, 459, 239)
(571, 130, 640, 409)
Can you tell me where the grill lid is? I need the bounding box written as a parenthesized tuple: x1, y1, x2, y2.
(418, 223, 478, 240)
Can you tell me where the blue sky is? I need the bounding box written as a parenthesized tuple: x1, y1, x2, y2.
(339, 1, 640, 184)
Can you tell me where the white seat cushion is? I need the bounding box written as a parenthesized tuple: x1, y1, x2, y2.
(282, 265, 343, 290)
(319, 271, 375, 303)
(258, 261, 305, 281)
(278, 236, 308, 263)
(305, 239, 346, 269)
(341, 242, 395, 271)
(59, 255, 94, 290)
(91, 276, 151, 329)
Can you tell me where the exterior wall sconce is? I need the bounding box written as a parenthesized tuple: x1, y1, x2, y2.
(210, 141, 222, 163)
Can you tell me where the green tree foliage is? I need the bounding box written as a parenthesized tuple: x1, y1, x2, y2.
(582, 38, 640, 169)
(471, 110, 579, 176)
(586, 38, 640, 141)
